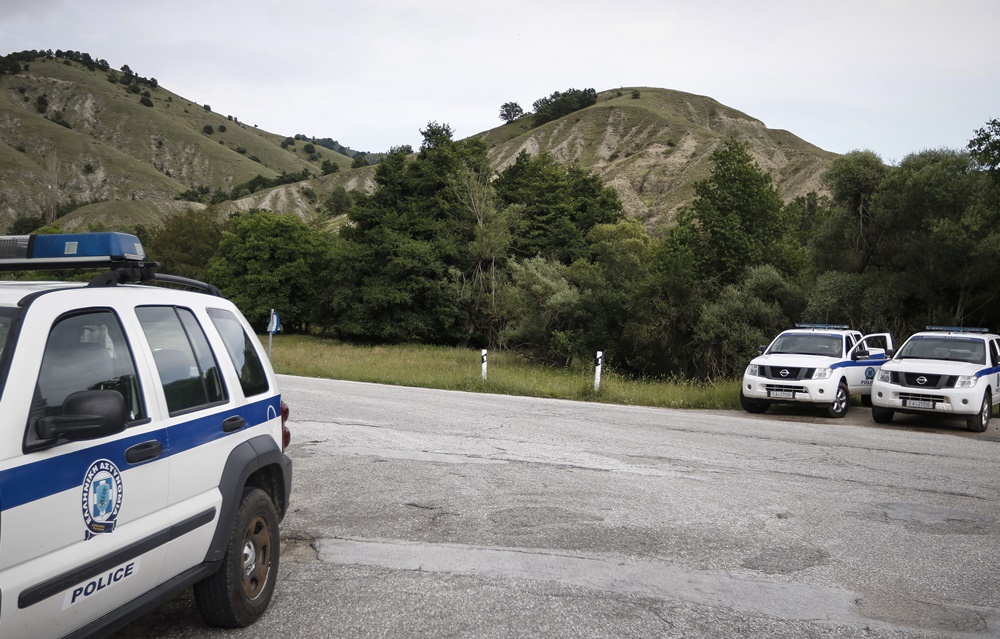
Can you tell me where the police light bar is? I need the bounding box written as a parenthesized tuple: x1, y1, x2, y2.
(795, 323, 849, 330)
(926, 325, 989, 333)
(0, 232, 146, 271)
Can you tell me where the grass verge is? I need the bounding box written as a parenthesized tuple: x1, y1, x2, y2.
(265, 335, 740, 410)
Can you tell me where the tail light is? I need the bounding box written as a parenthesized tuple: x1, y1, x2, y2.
(280, 400, 291, 451)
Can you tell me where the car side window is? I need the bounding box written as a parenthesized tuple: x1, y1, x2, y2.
(136, 306, 227, 415)
(33, 310, 146, 424)
(206, 308, 270, 397)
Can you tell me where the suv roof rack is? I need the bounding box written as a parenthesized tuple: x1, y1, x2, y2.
(925, 325, 989, 333)
(795, 323, 850, 330)
(0, 232, 223, 297)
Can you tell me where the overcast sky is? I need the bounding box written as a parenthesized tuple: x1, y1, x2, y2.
(1, 0, 996, 163)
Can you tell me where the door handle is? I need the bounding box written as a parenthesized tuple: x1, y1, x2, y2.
(125, 440, 163, 464)
(222, 415, 246, 432)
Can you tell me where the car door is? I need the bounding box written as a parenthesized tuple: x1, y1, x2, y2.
(989, 339, 1000, 405)
(844, 333, 894, 394)
(0, 304, 170, 638)
(133, 304, 233, 582)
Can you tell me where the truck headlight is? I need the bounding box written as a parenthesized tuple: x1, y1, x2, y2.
(954, 375, 979, 388)
(746, 364, 759, 377)
(812, 368, 832, 380)
(876, 369, 891, 383)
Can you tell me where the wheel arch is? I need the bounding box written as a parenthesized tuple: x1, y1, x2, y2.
(205, 435, 292, 563)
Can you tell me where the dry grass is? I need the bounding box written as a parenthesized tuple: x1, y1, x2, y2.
(265, 335, 741, 410)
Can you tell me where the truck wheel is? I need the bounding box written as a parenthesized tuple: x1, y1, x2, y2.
(861, 395, 873, 408)
(871, 406, 894, 424)
(827, 382, 850, 418)
(740, 388, 769, 414)
(966, 392, 991, 433)
(195, 487, 280, 627)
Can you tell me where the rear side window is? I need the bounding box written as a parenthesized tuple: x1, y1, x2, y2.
(35, 310, 146, 422)
(137, 306, 227, 415)
(207, 308, 270, 397)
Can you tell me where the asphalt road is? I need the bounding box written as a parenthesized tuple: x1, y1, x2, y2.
(113, 375, 1000, 639)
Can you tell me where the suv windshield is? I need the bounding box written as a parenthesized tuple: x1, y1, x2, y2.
(896, 336, 986, 364)
(768, 333, 843, 357)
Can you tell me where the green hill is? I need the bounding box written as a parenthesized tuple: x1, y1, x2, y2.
(0, 53, 835, 233)
(479, 88, 835, 231)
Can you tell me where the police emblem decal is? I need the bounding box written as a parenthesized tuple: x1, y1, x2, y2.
(82, 459, 123, 540)
(865, 367, 876, 380)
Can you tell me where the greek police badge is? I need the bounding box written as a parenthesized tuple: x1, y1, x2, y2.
(82, 459, 123, 540)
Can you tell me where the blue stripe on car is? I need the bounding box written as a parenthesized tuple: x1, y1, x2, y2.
(0, 394, 280, 512)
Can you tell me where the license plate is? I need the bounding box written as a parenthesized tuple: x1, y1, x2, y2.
(905, 399, 934, 409)
(769, 391, 795, 399)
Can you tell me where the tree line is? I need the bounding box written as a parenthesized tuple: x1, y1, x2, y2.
(145, 119, 1000, 380)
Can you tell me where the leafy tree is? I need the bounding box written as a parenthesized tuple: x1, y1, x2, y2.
(811, 150, 890, 273)
(532, 88, 598, 127)
(494, 151, 624, 264)
(8, 214, 44, 234)
(499, 101, 524, 123)
(803, 270, 907, 337)
(451, 165, 519, 347)
(139, 96, 153, 107)
(968, 118, 1000, 180)
(328, 127, 487, 343)
(144, 209, 223, 282)
(206, 210, 332, 332)
(351, 154, 369, 169)
(202, 124, 214, 135)
(323, 186, 352, 216)
(693, 266, 804, 378)
(667, 139, 790, 287)
(321, 160, 340, 175)
(499, 257, 581, 364)
(874, 149, 1000, 327)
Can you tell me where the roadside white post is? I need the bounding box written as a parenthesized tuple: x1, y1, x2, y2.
(594, 350, 604, 392)
(481, 349, 488, 382)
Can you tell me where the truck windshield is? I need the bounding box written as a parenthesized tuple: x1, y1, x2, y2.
(896, 336, 986, 364)
(768, 333, 842, 357)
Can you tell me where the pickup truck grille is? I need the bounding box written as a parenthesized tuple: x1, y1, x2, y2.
(890, 372, 957, 389)
(762, 366, 815, 380)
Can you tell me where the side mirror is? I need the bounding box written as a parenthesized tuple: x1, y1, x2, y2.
(886, 349, 895, 358)
(757, 345, 767, 355)
(37, 390, 127, 441)
(852, 349, 870, 361)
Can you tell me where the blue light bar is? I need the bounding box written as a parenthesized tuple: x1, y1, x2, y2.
(0, 232, 146, 270)
(926, 325, 989, 333)
(31, 233, 145, 260)
(795, 323, 849, 330)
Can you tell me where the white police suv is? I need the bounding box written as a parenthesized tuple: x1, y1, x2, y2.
(740, 324, 894, 417)
(0, 232, 292, 638)
(871, 326, 1000, 432)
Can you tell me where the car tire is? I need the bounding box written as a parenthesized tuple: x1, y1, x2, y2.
(740, 388, 769, 414)
(966, 392, 991, 433)
(871, 406, 894, 424)
(195, 487, 280, 628)
(861, 395, 873, 408)
(827, 381, 850, 418)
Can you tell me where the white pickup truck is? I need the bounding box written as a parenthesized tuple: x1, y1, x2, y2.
(871, 326, 1000, 432)
(740, 324, 894, 418)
